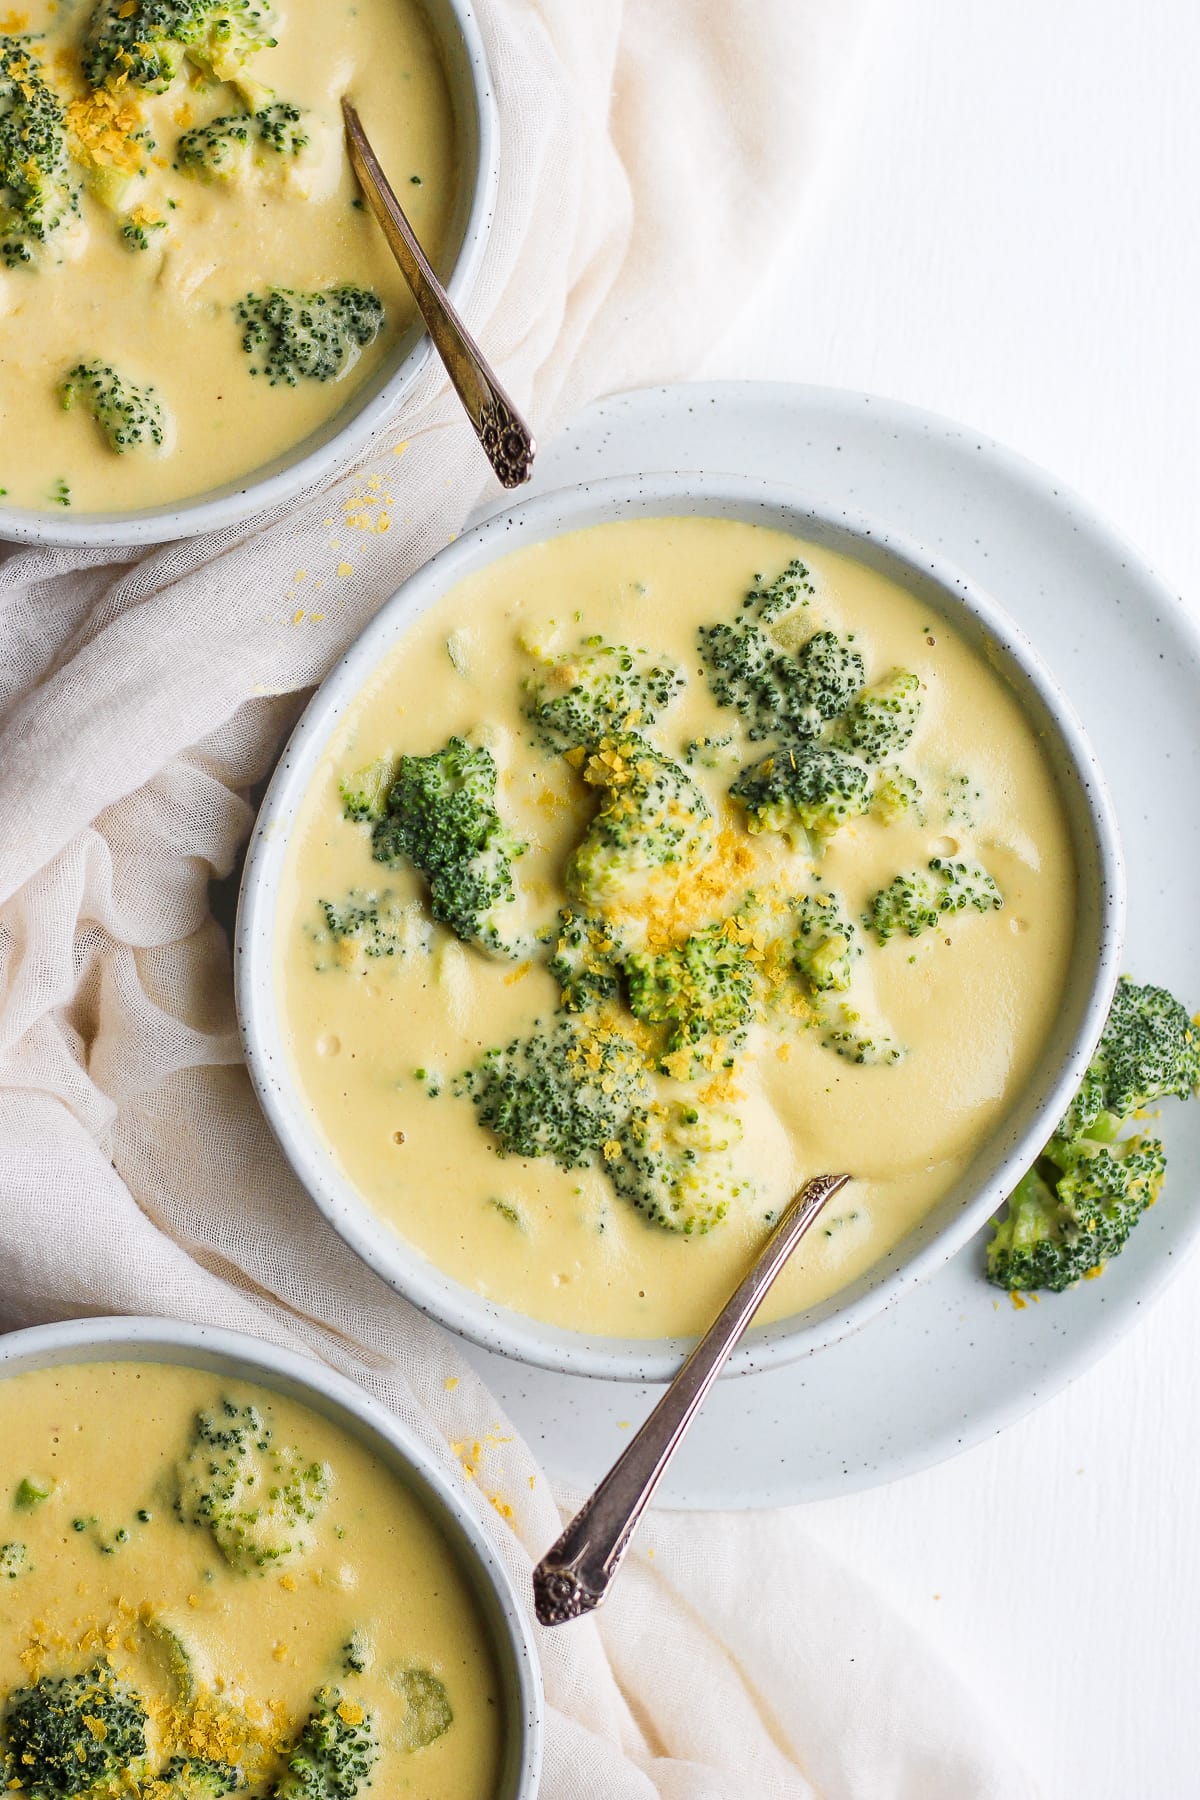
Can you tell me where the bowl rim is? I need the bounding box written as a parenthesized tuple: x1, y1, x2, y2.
(0, 1312, 544, 1799)
(235, 469, 1127, 1382)
(0, 0, 499, 550)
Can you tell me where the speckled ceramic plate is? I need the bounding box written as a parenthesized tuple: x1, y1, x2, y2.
(455, 380, 1200, 1507)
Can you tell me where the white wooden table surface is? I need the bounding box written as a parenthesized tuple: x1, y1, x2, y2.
(699, 3, 1200, 1796)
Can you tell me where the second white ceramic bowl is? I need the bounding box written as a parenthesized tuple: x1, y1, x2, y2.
(0, 0, 498, 549)
(236, 472, 1126, 1381)
(0, 1315, 543, 1796)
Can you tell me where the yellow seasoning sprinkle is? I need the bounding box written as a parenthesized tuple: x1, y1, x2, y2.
(444, 1376, 459, 1391)
(279, 1574, 297, 1592)
(336, 562, 353, 578)
(292, 609, 304, 625)
(337, 1701, 365, 1726)
(272, 1643, 288, 1663)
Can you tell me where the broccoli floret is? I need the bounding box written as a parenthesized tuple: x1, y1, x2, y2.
(121, 211, 166, 250)
(729, 742, 871, 849)
(176, 1399, 330, 1573)
(235, 285, 384, 385)
(987, 1138, 1166, 1293)
(1060, 975, 1200, 1141)
(819, 999, 904, 1066)
(549, 907, 622, 1011)
(698, 621, 865, 744)
(59, 360, 166, 454)
(254, 100, 307, 154)
(368, 737, 524, 956)
(987, 977, 1200, 1292)
(745, 556, 819, 624)
(82, 0, 277, 94)
(867, 857, 1002, 942)
(522, 637, 683, 754)
(460, 1019, 648, 1168)
(3, 1666, 147, 1796)
(0, 1541, 27, 1578)
(611, 1101, 751, 1234)
(683, 733, 737, 772)
(391, 1668, 452, 1752)
(341, 1632, 372, 1677)
(793, 892, 857, 993)
(273, 1688, 377, 1799)
(64, 86, 148, 212)
(832, 670, 922, 763)
(315, 891, 411, 964)
(625, 921, 755, 1070)
(0, 36, 77, 270)
(338, 756, 395, 823)
(177, 102, 307, 179)
(565, 736, 713, 912)
(871, 764, 923, 825)
(148, 1756, 242, 1797)
(15, 1474, 53, 1507)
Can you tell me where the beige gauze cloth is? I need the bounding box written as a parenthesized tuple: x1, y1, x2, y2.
(0, 4, 1037, 1796)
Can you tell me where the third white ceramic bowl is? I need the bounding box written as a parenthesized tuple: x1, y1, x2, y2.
(0, 0, 498, 550)
(235, 472, 1126, 1382)
(0, 1315, 543, 1796)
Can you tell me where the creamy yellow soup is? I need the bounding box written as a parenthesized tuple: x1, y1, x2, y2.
(277, 517, 1076, 1339)
(0, 0, 457, 512)
(0, 1361, 503, 1797)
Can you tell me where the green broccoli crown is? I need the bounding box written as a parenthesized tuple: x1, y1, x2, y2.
(565, 736, 713, 911)
(744, 556, 818, 623)
(830, 669, 923, 763)
(82, 0, 277, 93)
(367, 737, 524, 956)
(729, 742, 871, 847)
(610, 1100, 750, 1235)
(391, 1668, 453, 1752)
(316, 891, 410, 963)
(59, 360, 166, 454)
(153, 1755, 242, 1797)
(337, 756, 394, 824)
(0, 36, 77, 270)
(0, 1540, 27, 1579)
(793, 891, 857, 994)
(235, 285, 384, 385)
(625, 921, 755, 1068)
(522, 637, 683, 753)
(121, 213, 166, 250)
(273, 1688, 377, 1799)
(867, 857, 1002, 942)
(177, 102, 307, 178)
(987, 977, 1199, 1293)
(819, 999, 904, 1067)
(697, 618, 865, 744)
(176, 1399, 330, 1572)
(3, 1665, 148, 1796)
(460, 1018, 648, 1168)
(986, 1137, 1166, 1293)
(549, 907, 622, 1012)
(1061, 975, 1200, 1140)
(871, 763, 923, 825)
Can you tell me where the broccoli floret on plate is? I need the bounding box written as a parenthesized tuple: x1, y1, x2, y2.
(830, 669, 923, 762)
(792, 891, 858, 994)
(549, 906, 623, 1012)
(610, 1101, 751, 1235)
(988, 977, 1200, 1292)
(82, 0, 277, 94)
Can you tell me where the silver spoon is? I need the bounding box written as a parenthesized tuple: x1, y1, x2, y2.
(342, 98, 536, 489)
(532, 1170, 851, 1626)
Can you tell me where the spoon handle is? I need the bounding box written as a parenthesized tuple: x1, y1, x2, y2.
(342, 99, 536, 489)
(532, 1171, 850, 1626)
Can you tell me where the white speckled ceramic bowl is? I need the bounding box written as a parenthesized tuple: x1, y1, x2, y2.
(0, 1315, 543, 1797)
(0, 0, 497, 550)
(236, 472, 1126, 1383)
